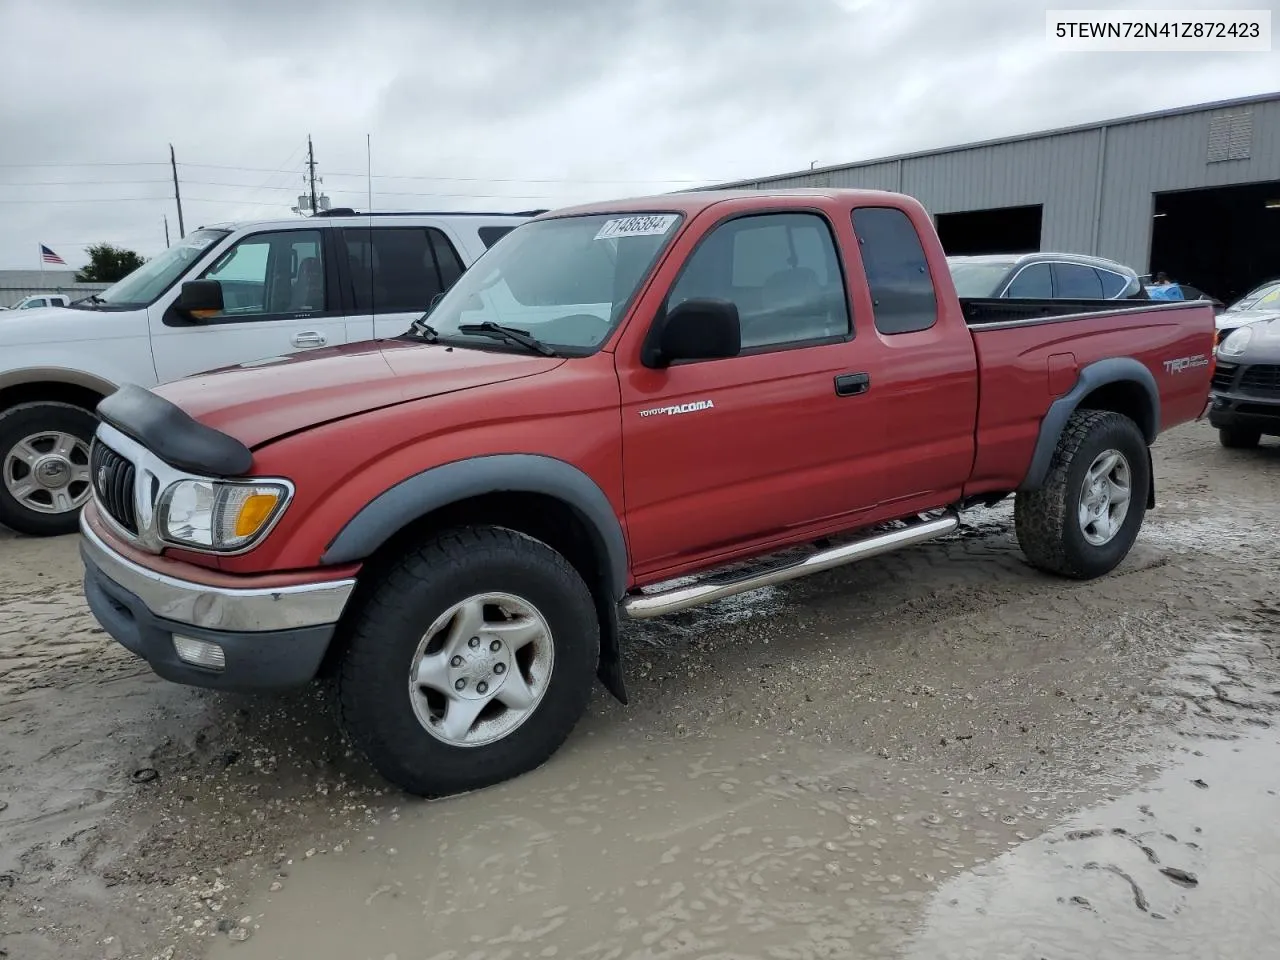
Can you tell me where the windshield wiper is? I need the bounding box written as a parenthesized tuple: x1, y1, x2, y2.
(456, 321, 557, 356)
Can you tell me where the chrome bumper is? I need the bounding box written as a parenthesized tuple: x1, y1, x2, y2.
(79, 512, 355, 633)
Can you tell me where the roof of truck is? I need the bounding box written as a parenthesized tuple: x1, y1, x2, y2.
(537, 188, 906, 219)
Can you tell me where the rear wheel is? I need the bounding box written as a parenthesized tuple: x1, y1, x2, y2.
(1015, 410, 1149, 580)
(0, 402, 97, 537)
(1218, 426, 1261, 449)
(335, 526, 600, 797)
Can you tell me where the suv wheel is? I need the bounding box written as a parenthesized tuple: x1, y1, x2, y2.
(1015, 410, 1150, 580)
(335, 526, 600, 797)
(0, 402, 97, 537)
(1218, 426, 1261, 449)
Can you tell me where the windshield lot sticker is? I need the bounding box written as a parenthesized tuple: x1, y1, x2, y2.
(595, 215, 678, 240)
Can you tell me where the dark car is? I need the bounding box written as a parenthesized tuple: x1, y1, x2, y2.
(948, 252, 1146, 300)
(1209, 315, 1280, 448)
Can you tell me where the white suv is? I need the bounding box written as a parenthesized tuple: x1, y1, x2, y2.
(0, 208, 535, 536)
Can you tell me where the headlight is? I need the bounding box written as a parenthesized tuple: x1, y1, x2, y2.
(157, 479, 292, 551)
(1218, 325, 1253, 358)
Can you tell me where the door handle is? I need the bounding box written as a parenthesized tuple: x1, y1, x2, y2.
(834, 372, 870, 397)
(292, 331, 326, 347)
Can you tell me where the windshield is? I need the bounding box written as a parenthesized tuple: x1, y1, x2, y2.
(420, 212, 684, 352)
(89, 228, 229, 307)
(947, 259, 1015, 298)
(1227, 280, 1280, 313)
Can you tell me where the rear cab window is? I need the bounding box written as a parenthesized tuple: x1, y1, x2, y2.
(850, 206, 938, 334)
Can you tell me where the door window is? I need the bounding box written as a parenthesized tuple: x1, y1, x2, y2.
(669, 212, 849, 350)
(199, 230, 327, 319)
(1004, 263, 1053, 298)
(344, 227, 468, 315)
(1052, 262, 1104, 298)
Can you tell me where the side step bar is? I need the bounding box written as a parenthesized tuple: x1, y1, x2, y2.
(621, 510, 959, 620)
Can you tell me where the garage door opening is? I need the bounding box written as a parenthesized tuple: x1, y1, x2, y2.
(934, 204, 1043, 256)
(1150, 180, 1280, 305)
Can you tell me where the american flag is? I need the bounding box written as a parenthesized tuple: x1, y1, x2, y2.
(40, 244, 66, 266)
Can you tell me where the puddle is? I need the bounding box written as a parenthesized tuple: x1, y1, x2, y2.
(900, 726, 1280, 959)
(205, 730, 1052, 960)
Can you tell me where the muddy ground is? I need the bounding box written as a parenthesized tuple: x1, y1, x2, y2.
(2, 419, 1278, 959)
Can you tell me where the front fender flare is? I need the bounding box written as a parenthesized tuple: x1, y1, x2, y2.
(321, 453, 630, 602)
(1018, 357, 1160, 492)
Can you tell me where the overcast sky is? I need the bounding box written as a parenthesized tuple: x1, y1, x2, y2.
(0, 0, 1276, 270)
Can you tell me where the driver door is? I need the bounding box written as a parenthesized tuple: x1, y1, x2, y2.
(148, 228, 351, 383)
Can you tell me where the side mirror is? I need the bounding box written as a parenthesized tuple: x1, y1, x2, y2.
(645, 298, 741, 368)
(176, 279, 224, 320)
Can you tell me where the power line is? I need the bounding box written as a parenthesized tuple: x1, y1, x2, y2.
(0, 178, 171, 187)
(175, 161, 712, 185)
(0, 160, 167, 168)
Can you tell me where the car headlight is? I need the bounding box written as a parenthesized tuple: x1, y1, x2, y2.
(156, 479, 293, 551)
(1218, 325, 1253, 358)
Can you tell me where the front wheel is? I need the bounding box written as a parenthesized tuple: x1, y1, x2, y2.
(0, 401, 97, 537)
(335, 526, 600, 797)
(1015, 410, 1150, 580)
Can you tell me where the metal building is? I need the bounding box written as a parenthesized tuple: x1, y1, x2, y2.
(702, 92, 1280, 304)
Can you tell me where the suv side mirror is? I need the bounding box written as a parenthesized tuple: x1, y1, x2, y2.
(176, 279, 224, 320)
(645, 298, 741, 367)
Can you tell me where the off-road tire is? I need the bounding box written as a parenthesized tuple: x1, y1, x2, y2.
(1218, 426, 1261, 449)
(0, 401, 98, 537)
(335, 526, 600, 797)
(1014, 410, 1149, 580)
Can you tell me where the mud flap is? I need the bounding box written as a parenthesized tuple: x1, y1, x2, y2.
(596, 599, 628, 704)
(1146, 446, 1156, 509)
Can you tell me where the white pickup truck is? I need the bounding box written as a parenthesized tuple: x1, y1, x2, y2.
(0, 209, 534, 536)
(3, 293, 73, 311)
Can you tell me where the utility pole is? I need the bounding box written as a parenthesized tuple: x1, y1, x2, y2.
(169, 144, 185, 239)
(164, 215, 170, 248)
(307, 134, 318, 217)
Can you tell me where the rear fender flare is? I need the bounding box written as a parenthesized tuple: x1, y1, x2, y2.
(1018, 357, 1159, 492)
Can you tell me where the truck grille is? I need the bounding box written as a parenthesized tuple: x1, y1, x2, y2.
(1239, 364, 1280, 397)
(1211, 362, 1238, 391)
(90, 440, 138, 534)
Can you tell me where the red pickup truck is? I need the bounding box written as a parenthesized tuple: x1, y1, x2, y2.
(78, 189, 1215, 796)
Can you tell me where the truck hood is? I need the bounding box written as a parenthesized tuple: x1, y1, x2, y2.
(153, 339, 564, 449)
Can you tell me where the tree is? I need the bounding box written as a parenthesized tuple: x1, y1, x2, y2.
(75, 243, 146, 283)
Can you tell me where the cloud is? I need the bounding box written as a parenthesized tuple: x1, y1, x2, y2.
(0, 0, 1275, 268)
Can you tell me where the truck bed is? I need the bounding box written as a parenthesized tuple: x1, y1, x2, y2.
(960, 297, 1168, 327)
(962, 298, 1216, 498)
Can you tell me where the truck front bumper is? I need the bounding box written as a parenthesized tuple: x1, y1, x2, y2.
(79, 511, 356, 692)
(1207, 392, 1280, 436)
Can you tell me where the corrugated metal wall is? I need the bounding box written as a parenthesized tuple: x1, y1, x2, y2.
(717, 95, 1280, 274)
(1097, 98, 1280, 270)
